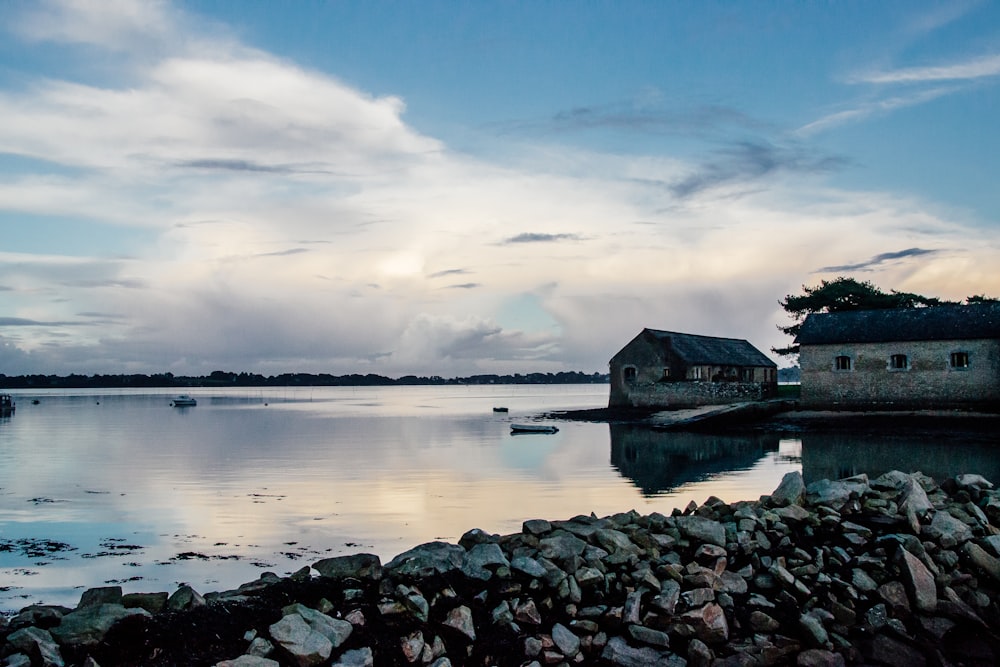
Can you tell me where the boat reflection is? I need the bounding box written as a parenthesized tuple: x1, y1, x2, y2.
(609, 424, 780, 496)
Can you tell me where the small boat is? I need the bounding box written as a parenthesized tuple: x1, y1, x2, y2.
(170, 395, 197, 407)
(0, 394, 15, 415)
(492, 407, 509, 413)
(510, 423, 558, 434)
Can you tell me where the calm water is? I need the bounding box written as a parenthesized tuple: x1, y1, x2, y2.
(1, 385, 996, 611)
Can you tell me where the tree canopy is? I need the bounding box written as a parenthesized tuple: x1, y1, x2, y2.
(773, 277, 994, 357)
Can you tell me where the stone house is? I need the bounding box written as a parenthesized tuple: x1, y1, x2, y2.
(608, 329, 778, 408)
(796, 302, 1000, 410)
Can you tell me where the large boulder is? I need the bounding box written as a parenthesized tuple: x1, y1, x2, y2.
(385, 542, 466, 577)
(313, 553, 383, 581)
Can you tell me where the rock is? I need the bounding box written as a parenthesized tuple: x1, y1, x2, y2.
(680, 603, 729, 644)
(281, 603, 353, 648)
(268, 614, 333, 667)
(78, 586, 122, 608)
(6, 626, 65, 667)
(461, 542, 510, 580)
(122, 592, 168, 614)
(442, 605, 476, 642)
(805, 479, 851, 510)
(898, 548, 937, 612)
(5, 655, 33, 667)
(797, 649, 845, 667)
(523, 519, 552, 535)
(166, 584, 206, 611)
(50, 604, 150, 648)
(956, 473, 994, 490)
(511, 555, 548, 578)
(868, 634, 926, 667)
(215, 657, 279, 667)
(925, 510, 973, 548)
(552, 622, 581, 657)
(539, 533, 587, 561)
(400, 630, 425, 662)
(601, 636, 684, 667)
(313, 553, 383, 581)
(627, 624, 670, 648)
(799, 611, 830, 648)
(749, 611, 781, 633)
(963, 542, 1000, 584)
(331, 647, 374, 667)
(898, 476, 934, 517)
(769, 470, 805, 507)
(514, 599, 542, 625)
(247, 637, 275, 657)
(687, 638, 713, 667)
(385, 542, 466, 577)
(676, 515, 726, 547)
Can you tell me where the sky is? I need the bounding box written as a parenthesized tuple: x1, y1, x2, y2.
(0, 0, 998, 377)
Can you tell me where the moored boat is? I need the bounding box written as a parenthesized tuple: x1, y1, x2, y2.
(0, 394, 14, 415)
(510, 423, 558, 434)
(170, 395, 197, 407)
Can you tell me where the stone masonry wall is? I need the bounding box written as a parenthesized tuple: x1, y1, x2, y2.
(800, 338, 1000, 410)
(618, 380, 771, 409)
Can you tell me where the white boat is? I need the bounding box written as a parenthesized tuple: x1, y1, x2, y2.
(170, 395, 197, 407)
(510, 423, 558, 434)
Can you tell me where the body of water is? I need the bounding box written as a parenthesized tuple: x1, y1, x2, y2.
(1, 385, 997, 611)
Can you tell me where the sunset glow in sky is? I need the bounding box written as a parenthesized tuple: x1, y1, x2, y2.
(1, 1, 998, 376)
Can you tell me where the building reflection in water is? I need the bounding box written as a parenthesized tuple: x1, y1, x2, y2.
(609, 424, 782, 497)
(800, 432, 1000, 486)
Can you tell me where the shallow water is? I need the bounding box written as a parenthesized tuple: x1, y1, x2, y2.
(0, 385, 995, 611)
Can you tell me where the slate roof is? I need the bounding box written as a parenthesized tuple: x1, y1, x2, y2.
(795, 302, 1000, 345)
(644, 329, 776, 367)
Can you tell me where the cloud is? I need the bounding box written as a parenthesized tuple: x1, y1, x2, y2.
(669, 141, 846, 198)
(443, 283, 481, 290)
(797, 87, 957, 136)
(428, 269, 470, 279)
(502, 233, 584, 244)
(817, 248, 940, 273)
(852, 53, 1000, 85)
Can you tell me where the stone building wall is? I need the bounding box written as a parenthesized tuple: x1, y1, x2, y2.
(800, 338, 1000, 410)
(616, 380, 773, 409)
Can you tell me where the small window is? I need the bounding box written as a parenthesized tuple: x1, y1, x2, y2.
(662, 367, 671, 379)
(834, 356, 852, 371)
(741, 368, 754, 381)
(623, 366, 637, 382)
(889, 354, 908, 370)
(691, 366, 703, 380)
(951, 352, 970, 369)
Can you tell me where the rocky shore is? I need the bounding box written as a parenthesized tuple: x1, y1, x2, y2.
(3, 471, 1000, 666)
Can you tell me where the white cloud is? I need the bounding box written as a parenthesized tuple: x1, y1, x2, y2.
(0, 1, 997, 376)
(851, 53, 1000, 85)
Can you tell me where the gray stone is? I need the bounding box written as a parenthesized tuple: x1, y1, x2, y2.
(851, 568, 878, 592)
(523, 518, 552, 535)
(6, 626, 65, 667)
(680, 602, 729, 644)
(442, 605, 475, 642)
(750, 610, 781, 633)
(511, 555, 547, 578)
(5, 655, 33, 667)
(799, 612, 830, 648)
(797, 649, 845, 667)
(166, 584, 206, 611)
(331, 647, 374, 667)
(461, 542, 510, 580)
(400, 630, 424, 663)
(769, 470, 805, 507)
(539, 533, 587, 561)
(247, 637, 275, 657)
(122, 592, 168, 614)
(627, 624, 671, 648)
(594, 528, 639, 554)
(676, 515, 726, 547)
(313, 553, 383, 581)
(385, 542, 465, 577)
(956, 473, 994, 490)
(268, 614, 333, 667)
(281, 603, 353, 648)
(805, 479, 851, 510)
(78, 586, 122, 609)
(575, 566, 604, 588)
(963, 542, 1000, 584)
(898, 477, 934, 517)
(868, 634, 926, 667)
(688, 638, 713, 667)
(898, 548, 937, 612)
(552, 622, 581, 657)
(50, 604, 150, 648)
(601, 636, 683, 667)
(215, 657, 279, 667)
(925, 510, 973, 548)
(651, 580, 681, 614)
(514, 599, 542, 625)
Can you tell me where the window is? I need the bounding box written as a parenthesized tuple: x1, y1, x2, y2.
(691, 366, 704, 380)
(951, 352, 970, 369)
(662, 367, 671, 379)
(623, 366, 637, 382)
(889, 354, 909, 370)
(834, 355, 852, 371)
(741, 368, 755, 381)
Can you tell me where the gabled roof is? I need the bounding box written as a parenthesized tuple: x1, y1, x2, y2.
(795, 302, 1000, 345)
(644, 329, 776, 367)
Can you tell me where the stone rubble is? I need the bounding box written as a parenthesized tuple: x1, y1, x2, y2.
(3, 471, 1000, 665)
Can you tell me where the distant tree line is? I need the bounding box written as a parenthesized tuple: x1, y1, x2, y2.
(0, 370, 609, 389)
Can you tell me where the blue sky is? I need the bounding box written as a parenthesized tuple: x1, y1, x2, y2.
(0, 1, 997, 376)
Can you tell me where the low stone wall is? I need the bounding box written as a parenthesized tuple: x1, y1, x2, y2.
(3, 471, 1000, 666)
(617, 380, 774, 408)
